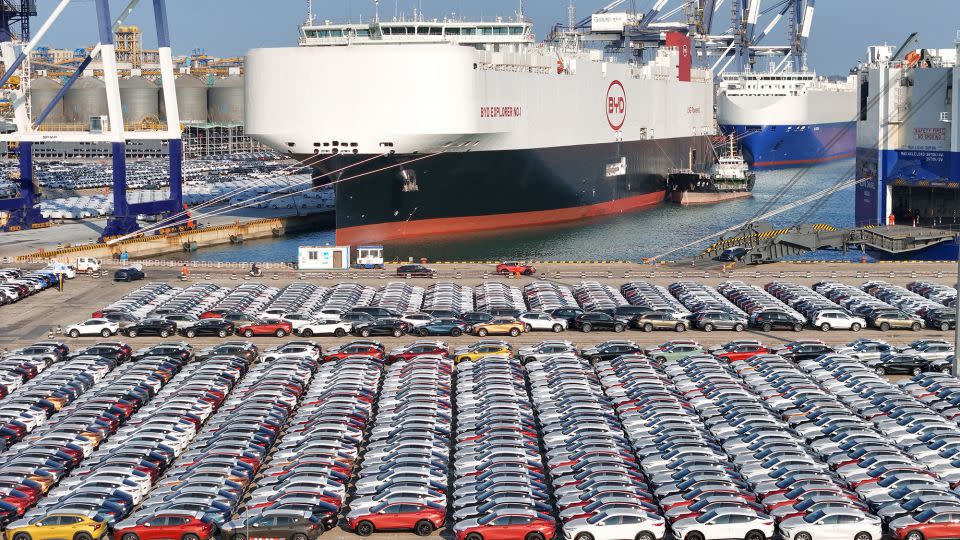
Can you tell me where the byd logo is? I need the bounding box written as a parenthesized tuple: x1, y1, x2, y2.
(606, 80, 626, 131)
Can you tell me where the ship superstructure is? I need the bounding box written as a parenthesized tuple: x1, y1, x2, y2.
(856, 42, 960, 259)
(245, 11, 716, 244)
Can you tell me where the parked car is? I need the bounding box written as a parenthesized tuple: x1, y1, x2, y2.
(751, 311, 804, 332)
(472, 318, 526, 337)
(178, 319, 234, 338)
(235, 320, 293, 338)
(868, 312, 923, 332)
(518, 312, 567, 333)
(414, 319, 468, 337)
(812, 311, 867, 332)
(715, 246, 749, 262)
(572, 312, 626, 333)
(66, 319, 119, 338)
(295, 320, 352, 338)
(112, 514, 218, 540)
(123, 319, 177, 338)
(632, 312, 688, 332)
(396, 265, 437, 278)
(693, 311, 748, 332)
(496, 262, 536, 275)
(347, 501, 446, 536)
(353, 318, 407, 338)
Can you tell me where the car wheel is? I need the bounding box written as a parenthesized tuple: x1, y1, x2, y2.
(232, 535, 246, 540)
(525, 324, 533, 332)
(291, 534, 308, 540)
(911, 322, 922, 332)
(793, 323, 803, 332)
(510, 328, 520, 337)
(676, 323, 687, 333)
(361, 329, 372, 338)
(101, 329, 112, 337)
(685, 532, 704, 540)
(762, 323, 772, 332)
(451, 328, 462, 337)
(795, 534, 812, 540)
(334, 328, 347, 337)
(643, 323, 654, 332)
(301, 328, 313, 337)
(243, 330, 254, 338)
(477, 328, 488, 337)
(614, 324, 625, 333)
(943, 367, 953, 374)
(465, 534, 483, 540)
(186, 329, 197, 338)
(854, 533, 871, 540)
(275, 329, 286, 337)
(875, 366, 886, 375)
(879, 322, 891, 332)
(552, 324, 563, 333)
(74, 534, 92, 540)
(525, 533, 544, 540)
(912, 367, 922, 376)
(734, 323, 745, 332)
(417, 328, 429, 337)
(906, 532, 923, 540)
(356, 521, 374, 537)
(415, 520, 433, 537)
(182, 534, 200, 540)
(703, 323, 714, 332)
(636, 533, 656, 540)
(820, 323, 831, 331)
(656, 356, 667, 362)
(69, 329, 79, 338)
(581, 323, 592, 333)
(851, 323, 862, 332)
(121, 534, 139, 540)
(392, 329, 402, 337)
(160, 330, 170, 338)
(942, 322, 951, 332)
(127, 329, 138, 338)
(217, 330, 227, 338)
(745, 531, 765, 540)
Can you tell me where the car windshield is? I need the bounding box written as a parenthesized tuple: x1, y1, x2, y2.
(915, 509, 939, 522)
(803, 510, 826, 523)
(696, 510, 718, 524)
(586, 513, 609, 525)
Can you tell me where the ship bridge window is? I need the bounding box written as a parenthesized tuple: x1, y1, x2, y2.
(429, 27, 442, 35)
(462, 27, 477, 35)
(510, 26, 524, 35)
(481, 27, 494, 35)
(356, 29, 370, 36)
(445, 27, 460, 35)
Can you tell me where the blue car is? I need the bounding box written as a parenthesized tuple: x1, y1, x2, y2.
(414, 318, 468, 337)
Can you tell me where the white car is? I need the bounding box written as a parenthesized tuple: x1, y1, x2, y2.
(778, 509, 881, 540)
(278, 313, 316, 331)
(402, 313, 436, 327)
(295, 320, 352, 337)
(563, 509, 666, 540)
(44, 264, 76, 279)
(519, 312, 568, 332)
(671, 508, 774, 540)
(812, 311, 867, 332)
(66, 318, 120, 338)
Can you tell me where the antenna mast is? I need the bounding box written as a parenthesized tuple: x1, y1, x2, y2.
(374, 0, 380, 22)
(306, 0, 314, 25)
(567, 0, 575, 31)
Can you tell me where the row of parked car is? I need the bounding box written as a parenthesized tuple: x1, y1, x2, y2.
(0, 268, 66, 307)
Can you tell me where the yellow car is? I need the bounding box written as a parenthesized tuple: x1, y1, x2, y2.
(454, 344, 513, 363)
(6, 513, 108, 540)
(472, 318, 526, 337)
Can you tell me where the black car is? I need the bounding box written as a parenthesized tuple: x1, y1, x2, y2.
(868, 353, 951, 376)
(572, 312, 626, 333)
(114, 267, 145, 282)
(752, 310, 804, 332)
(926, 309, 957, 331)
(353, 318, 406, 338)
(180, 319, 235, 338)
(352, 306, 403, 318)
(582, 343, 644, 363)
(602, 305, 655, 324)
(396, 264, 437, 278)
(341, 311, 377, 325)
(783, 344, 835, 362)
(489, 308, 522, 318)
(124, 318, 177, 338)
(133, 344, 192, 362)
(460, 311, 493, 332)
(549, 307, 586, 326)
(196, 342, 257, 361)
(74, 344, 130, 363)
(715, 246, 748, 262)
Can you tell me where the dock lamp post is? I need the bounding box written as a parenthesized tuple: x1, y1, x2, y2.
(955, 234, 960, 376)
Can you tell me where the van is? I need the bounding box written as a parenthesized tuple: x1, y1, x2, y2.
(76, 257, 102, 273)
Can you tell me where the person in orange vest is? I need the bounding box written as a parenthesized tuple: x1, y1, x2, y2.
(888, 213, 895, 225)
(180, 265, 190, 279)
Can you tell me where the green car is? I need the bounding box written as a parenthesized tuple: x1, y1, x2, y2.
(649, 344, 705, 362)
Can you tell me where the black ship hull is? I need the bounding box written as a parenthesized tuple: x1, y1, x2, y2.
(301, 136, 713, 244)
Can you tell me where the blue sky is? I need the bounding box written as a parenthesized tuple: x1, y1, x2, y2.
(33, 0, 960, 74)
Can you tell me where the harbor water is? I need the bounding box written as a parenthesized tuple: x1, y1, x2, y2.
(168, 158, 859, 263)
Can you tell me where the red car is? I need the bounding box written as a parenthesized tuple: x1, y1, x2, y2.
(715, 345, 771, 362)
(348, 501, 446, 536)
(496, 261, 536, 275)
(113, 513, 217, 540)
(323, 342, 386, 362)
(453, 511, 555, 540)
(235, 320, 293, 338)
(387, 343, 450, 363)
(891, 509, 960, 540)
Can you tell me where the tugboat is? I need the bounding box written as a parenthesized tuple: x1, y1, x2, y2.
(669, 136, 755, 205)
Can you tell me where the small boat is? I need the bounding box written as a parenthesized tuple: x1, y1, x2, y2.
(669, 136, 756, 205)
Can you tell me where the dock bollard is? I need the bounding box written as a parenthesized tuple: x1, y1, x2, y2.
(455, 272, 462, 279)
(204, 274, 211, 280)
(56, 325, 62, 335)
(230, 274, 237, 280)
(272, 273, 279, 280)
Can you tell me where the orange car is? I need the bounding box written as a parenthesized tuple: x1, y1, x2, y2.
(472, 318, 526, 337)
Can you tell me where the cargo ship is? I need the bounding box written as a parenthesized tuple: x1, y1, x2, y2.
(856, 44, 960, 260)
(668, 137, 755, 205)
(245, 13, 715, 244)
(717, 70, 858, 168)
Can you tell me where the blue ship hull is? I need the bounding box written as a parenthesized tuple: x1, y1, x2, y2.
(720, 121, 856, 169)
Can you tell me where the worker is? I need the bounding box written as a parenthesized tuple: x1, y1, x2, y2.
(888, 213, 895, 226)
(250, 263, 261, 277)
(180, 265, 190, 279)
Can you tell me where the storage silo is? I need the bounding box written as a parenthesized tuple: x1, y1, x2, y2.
(160, 75, 208, 124)
(30, 77, 66, 124)
(63, 77, 108, 123)
(208, 75, 244, 124)
(119, 76, 159, 125)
